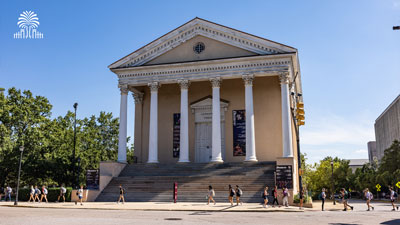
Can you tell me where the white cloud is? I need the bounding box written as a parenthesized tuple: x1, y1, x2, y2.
(300, 110, 374, 163)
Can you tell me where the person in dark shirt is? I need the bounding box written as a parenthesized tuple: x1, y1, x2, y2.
(117, 184, 125, 204)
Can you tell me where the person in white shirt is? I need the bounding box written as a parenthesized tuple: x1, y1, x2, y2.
(207, 185, 215, 205)
(78, 185, 84, 206)
(389, 186, 399, 211)
(364, 188, 374, 211)
(28, 186, 35, 203)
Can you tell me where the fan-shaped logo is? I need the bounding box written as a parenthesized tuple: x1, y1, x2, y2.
(13, 11, 44, 39)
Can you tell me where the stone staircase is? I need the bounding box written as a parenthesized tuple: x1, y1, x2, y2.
(95, 162, 276, 203)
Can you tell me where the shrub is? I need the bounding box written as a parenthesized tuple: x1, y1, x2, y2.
(293, 193, 312, 203)
(17, 187, 73, 202)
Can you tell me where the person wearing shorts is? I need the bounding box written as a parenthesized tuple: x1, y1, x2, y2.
(262, 186, 269, 208)
(77, 185, 84, 206)
(364, 188, 374, 211)
(389, 186, 399, 211)
(57, 185, 66, 203)
(228, 185, 235, 206)
(207, 185, 216, 205)
(235, 185, 242, 206)
(28, 185, 35, 202)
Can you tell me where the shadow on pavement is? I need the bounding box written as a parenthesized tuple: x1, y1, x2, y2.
(381, 219, 400, 225)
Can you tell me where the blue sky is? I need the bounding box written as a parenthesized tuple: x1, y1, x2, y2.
(1, 0, 399, 163)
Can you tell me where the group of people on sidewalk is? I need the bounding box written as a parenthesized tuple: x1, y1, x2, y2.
(262, 185, 292, 208)
(28, 185, 49, 203)
(319, 186, 399, 212)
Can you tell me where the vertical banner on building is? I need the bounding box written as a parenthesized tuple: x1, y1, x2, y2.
(173, 113, 180, 158)
(232, 110, 246, 156)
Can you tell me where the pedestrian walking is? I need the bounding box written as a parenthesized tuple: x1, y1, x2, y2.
(262, 186, 269, 208)
(282, 187, 290, 207)
(340, 188, 353, 211)
(75, 185, 84, 206)
(40, 185, 48, 203)
(228, 184, 235, 206)
(320, 188, 326, 211)
(389, 186, 399, 211)
(207, 185, 216, 205)
(28, 185, 35, 203)
(364, 188, 374, 211)
(34, 185, 40, 202)
(235, 185, 243, 206)
(117, 184, 125, 204)
(5, 185, 12, 202)
(299, 188, 305, 209)
(0, 187, 3, 201)
(57, 184, 67, 203)
(271, 185, 280, 207)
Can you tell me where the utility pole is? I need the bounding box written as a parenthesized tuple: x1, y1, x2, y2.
(73, 103, 78, 188)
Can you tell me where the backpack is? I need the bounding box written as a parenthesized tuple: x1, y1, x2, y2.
(44, 188, 48, 195)
(37, 189, 41, 195)
(318, 193, 322, 200)
(394, 192, 398, 198)
(238, 188, 243, 196)
(61, 187, 66, 194)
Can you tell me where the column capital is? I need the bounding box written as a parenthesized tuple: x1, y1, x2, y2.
(148, 82, 161, 92)
(177, 80, 191, 90)
(278, 72, 290, 84)
(132, 92, 144, 104)
(119, 85, 129, 95)
(210, 77, 222, 88)
(242, 74, 255, 86)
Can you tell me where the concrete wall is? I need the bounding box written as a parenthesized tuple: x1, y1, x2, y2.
(135, 76, 291, 163)
(375, 95, 400, 160)
(144, 35, 258, 66)
(82, 161, 126, 202)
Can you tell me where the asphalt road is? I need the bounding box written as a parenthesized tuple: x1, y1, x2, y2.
(0, 202, 399, 225)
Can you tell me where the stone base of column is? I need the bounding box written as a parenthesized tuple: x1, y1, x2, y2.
(147, 160, 159, 163)
(178, 160, 190, 163)
(245, 157, 258, 162)
(210, 158, 223, 163)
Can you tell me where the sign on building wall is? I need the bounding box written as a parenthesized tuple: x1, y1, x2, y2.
(86, 169, 99, 190)
(276, 165, 293, 189)
(173, 113, 180, 158)
(232, 110, 246, 156)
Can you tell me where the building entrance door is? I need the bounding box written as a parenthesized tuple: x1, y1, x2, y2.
(191, 97, 228, 163)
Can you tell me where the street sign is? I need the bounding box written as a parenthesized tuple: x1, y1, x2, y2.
(396, 182, 400, 189)
(376, 184, 381, 192)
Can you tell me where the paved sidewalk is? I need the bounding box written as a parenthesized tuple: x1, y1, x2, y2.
(0, 201, 307, 212)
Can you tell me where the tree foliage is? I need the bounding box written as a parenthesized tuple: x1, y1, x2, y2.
(0, 88, 128, 187)
(304, 140, 400, 198)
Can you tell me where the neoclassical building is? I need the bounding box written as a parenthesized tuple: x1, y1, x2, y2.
(109, 18, 303, 192)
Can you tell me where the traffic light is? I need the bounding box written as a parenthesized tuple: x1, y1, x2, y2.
(296, 102, 305, 126)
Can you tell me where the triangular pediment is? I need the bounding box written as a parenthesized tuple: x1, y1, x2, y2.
(109, 18, 296, 69)
(190, 96, 229, 109)
(144, 35, 258, 65)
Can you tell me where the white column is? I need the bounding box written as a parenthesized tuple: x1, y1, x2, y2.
(118, 86, 128, 163)
(210, 77, 223, 162)
(178, 80, 190, 163)
(279, 72, 294, 157)
(148, 82, 160, 163)
(242, 74, 257, 162)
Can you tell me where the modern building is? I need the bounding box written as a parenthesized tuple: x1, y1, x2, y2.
(347, 159, 369, 172)
(101, 18, 304, 202)
(367, 141, 377, 163)
(374, 95, 400, 161)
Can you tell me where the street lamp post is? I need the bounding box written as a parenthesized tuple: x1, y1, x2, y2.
(73, 103, 78, 188)
(330, 160, 336, 205)
(14, 146, 24, 206)
(76, 157, 81, 187)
